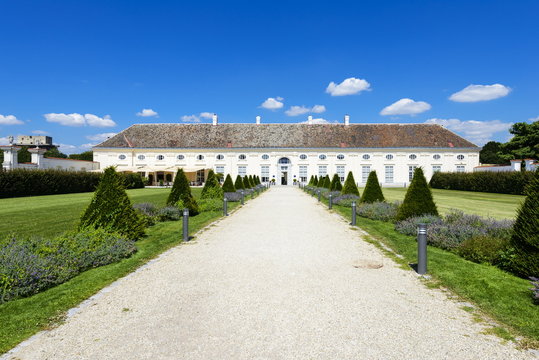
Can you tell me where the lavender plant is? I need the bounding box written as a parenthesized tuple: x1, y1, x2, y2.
(531, 277, 539, 304)
(356, 201, 400, 222)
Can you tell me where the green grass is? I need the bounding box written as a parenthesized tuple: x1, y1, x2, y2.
(0, 188, 202, 239)
(370, 187, 524, 219)
(324, 196, 539, 344)
(0, 188, 241, 354)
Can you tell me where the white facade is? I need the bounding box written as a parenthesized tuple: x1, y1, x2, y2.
(94, 147, 479, 186)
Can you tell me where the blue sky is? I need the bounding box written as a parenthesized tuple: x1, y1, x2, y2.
(1, 0, 538, 153)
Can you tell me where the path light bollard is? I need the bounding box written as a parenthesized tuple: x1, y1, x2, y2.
(317, 190, 321, 202)
(241, 190, 245, 205)
(329, 194, 333, 209)
(223, 198, 228, 216)
(182, 208, 189, 242)
(350, 201, 356, 226)
(417, 223, 428, 275)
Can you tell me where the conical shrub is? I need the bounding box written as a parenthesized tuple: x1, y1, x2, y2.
(341, 171, 359, 196)
(234, 175, 245, 190)
(509, 169, 539, 277)
(248, 175, 255, 187)
(222, 174, 236, 192)
(360, 171, 385, 203)
(396, 167, 438, 221)
(167, 168, 199, 215)
(79, 167, 145, 240)
(243, 176, 251, 189)
(308, 175, 314, 186)
(313, 175, 319, 187)
(201, 170, 223, 199)
(330, 174, 342, 191)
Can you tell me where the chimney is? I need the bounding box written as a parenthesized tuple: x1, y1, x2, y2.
(256, 115, 261, 125)
(344, 114, 350, 126)
(212, 113, 218, 126)
(307, 115, 313, 125)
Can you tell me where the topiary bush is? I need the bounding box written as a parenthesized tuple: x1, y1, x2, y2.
(396, 167, 438, 221)
(79, 167, 146, 240)
(201, 170, 223, 199)
(222, 174, 236, 192)
(235, 175, 245, 190)
(313, 175, 319, 187)
(360, 171, 384, 203)
(166, 168, 199, 216)
(330, 174, 342, 191)
(509, 169, 539, 277)
(341, 171, 359, 196)
(308, 175, 314, 186)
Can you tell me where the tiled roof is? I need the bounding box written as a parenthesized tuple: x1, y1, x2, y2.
(95, 123, 479, 149)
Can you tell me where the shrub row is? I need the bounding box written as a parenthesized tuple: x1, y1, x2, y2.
(429, 171, 535, 195)
(0, 169, 144, 198)
(0, 229, 136, 303)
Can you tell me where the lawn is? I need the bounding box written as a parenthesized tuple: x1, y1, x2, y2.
(371, 187, 524, 219)
(0, 187, 202, 239)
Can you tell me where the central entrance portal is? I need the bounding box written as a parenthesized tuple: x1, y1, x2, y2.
(281, 172, 288, 185)
(278, 157, 291, 186)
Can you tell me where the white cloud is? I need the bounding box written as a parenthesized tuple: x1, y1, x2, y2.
(260, 97, 284, 110)
(285, 104, 327, 116)
(80, 143, 96, 149)
(0, 136, 10, 145)
(326, 77, 371, 96)
(449, 84, 511, 102)
(380, 98, 431, 116)
(86, 132, 117, 142)
(136, 108, 159, 117)
(32, 130, 49, 135)
(56, 143, 79, 154)
(285, 106, 310, 116)
(425, 118, 512, 145)
(181, 114, 201, 123)
(299, 117, 333, 124)
(528, 116, 539, 122)
(44, 113, 116, 127)
(0, 114, 24, 125)
(199, 112, 214, 119)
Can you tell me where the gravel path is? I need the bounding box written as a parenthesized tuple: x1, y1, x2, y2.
(6, 187, 534, 359)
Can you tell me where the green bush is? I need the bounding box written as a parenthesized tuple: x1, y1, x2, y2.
(360, 171, 384, 203)
(235, 175, 245, 190)
(457, 235, 510, 265)
(243, 176, 251, 189)
(199, 198, 223, 212)
(308, 175, 314, 186)
(341, 171, 359, 196)
(429, 171, 534, 195)
(166, 168, 199, 216)
(201, 170, 223, 199)
(509, 170, 539, 277)
(222, 174, 236, 192)
(330, 174, 342, 191)
(79, 167, 146, 240)
(313, 175, 319, 187)
(396, 167, 438, 221)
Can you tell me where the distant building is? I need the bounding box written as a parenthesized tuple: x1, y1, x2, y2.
(93, 115, 480, 186)
(474, 159, 538, 172)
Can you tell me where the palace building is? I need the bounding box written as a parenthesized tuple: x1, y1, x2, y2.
(93, 115, 480, 186)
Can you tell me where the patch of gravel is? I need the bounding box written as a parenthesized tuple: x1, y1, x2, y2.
(5, 187, 535, 360)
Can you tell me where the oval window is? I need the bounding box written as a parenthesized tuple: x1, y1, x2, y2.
(362, 154, 370, 160)
(433, 154, 441, 160)
(409, 154, 417, 160)
(177, 154, 185, 160)
(196, 154, 205, 161)
(137, 154, 145, 161)
(337, 154, 345, 160)
(118, 154, 127, 160)
(457, 154, 465, 160)
(157, 155, 165, 161)
(299, 154, 307, 160)
(261, 154, 269, 160)
(216, 154, 224, 160)
(319, 154, 327, 160)
(386, 154, 394, 160)
(239, 154, 246, 160)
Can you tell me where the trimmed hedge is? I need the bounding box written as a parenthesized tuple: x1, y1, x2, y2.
(0, 168, 144, 198)
(429, 171, 535, 195)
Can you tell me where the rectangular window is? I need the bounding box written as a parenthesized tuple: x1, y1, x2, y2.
(336, 165, 345, 182)
(238, 166, 247, 177)
(318, 165, 327, 177)
(361, 166, 371, 183)
(408, 165, 417, 182)
(261, 165, 269, 182)
(456, 165, 465, 173)
(432, 165, 441, 173)
(385, 165, 394, 183)
(215, 165, 225, 175)
(299, 165, 308, 182)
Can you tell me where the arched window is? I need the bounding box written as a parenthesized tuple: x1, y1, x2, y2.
(299, 154, 307, 160)
(278, 157, 291, 164)
(337, 154, 345, 160)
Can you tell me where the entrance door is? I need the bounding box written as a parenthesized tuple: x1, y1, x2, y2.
(281, 172, 288, 185)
